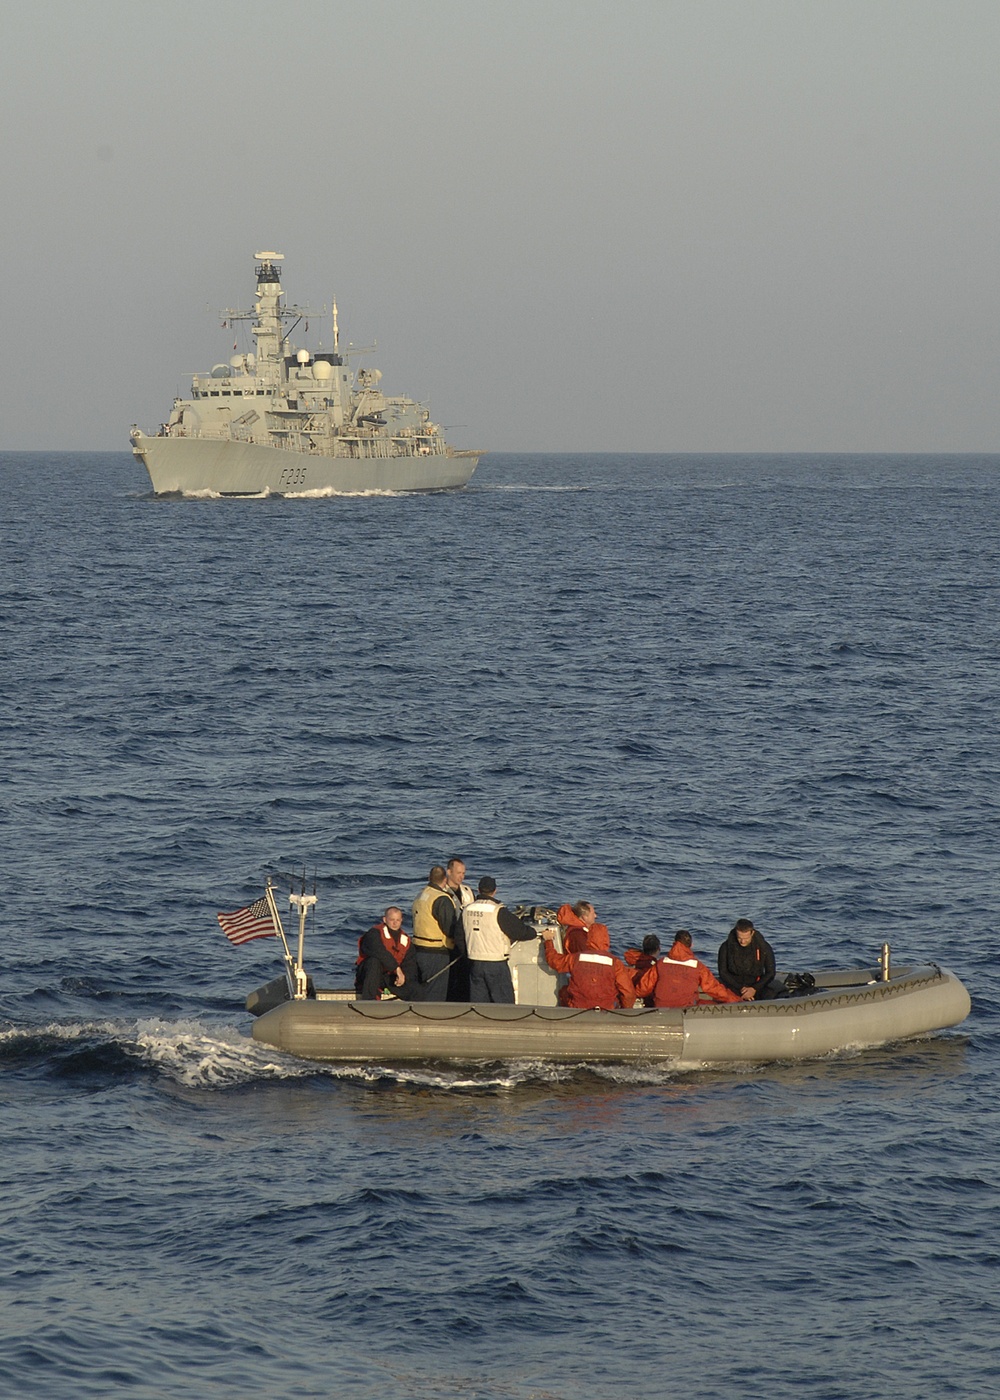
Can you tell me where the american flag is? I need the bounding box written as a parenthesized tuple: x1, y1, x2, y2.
(216, 896, 277, 945)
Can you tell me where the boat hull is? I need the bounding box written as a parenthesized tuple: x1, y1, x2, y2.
(131, 432, 478, 496)
(250, 964, 971, 1065)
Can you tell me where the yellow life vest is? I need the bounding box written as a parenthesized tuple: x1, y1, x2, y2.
(411, 884, 454, 950)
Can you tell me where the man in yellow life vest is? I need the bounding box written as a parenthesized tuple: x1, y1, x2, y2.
(410, 865, 457, 1000)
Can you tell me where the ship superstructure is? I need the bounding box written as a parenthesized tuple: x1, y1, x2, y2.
(130, 253, 479, 496)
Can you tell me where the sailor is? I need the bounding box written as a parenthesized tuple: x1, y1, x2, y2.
(410, 865, 458, 1000)
(444, 856, 475, 915)
(355, 907, 415, 1000)
(624, 934, 662, 1006)
(443, 856, 476, 1000)
(717, 919, 780, 1001)
(635, 931, 740, 1008)
(461, 877, 536, 1004)
(541, 919, 636, 1010)
(556, 900, 610, 954)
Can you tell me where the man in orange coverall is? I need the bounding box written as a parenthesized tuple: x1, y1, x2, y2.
(542, 911, 636, 1009)
(624, 934, 661, 1006)
(554, 900, 603, 953)
(634, 930, 741, 1008)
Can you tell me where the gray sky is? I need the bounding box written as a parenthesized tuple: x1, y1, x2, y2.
(2, 0, 999, 452)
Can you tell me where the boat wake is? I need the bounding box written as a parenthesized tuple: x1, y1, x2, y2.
(0, 1016, 699, 1091)
(0, 1017, 307, 1088)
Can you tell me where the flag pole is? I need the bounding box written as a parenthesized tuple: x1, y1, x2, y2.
(264, 880, 300, 996)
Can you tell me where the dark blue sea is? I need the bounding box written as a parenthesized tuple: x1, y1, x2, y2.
(2, 451, 999, 1399)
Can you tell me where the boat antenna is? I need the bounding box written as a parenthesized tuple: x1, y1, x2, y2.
(287, 870, 317, 1001)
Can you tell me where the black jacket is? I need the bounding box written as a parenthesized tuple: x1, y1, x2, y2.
(717, 930, 776, 995)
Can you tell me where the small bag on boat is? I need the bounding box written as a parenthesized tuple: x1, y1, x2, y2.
(780, 972, 817, 997)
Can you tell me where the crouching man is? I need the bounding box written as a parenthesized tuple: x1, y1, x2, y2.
(355, 906, 416, 1000)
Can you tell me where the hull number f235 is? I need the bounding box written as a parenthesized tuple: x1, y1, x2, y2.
(278, 466, 308, 489)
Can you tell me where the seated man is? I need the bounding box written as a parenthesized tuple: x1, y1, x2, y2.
(624, 934, 662, 1006)
(542, 922, 636, 1010)
(555, 900, 607, 954)
(355, 906, 416, 1000)
(634, 930, 740, 1008)
(718, 918, 781, 1001)
(461, 877, 537, 1003)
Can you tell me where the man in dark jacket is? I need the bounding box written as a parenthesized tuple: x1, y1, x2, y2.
(717, 919, 780, 1000)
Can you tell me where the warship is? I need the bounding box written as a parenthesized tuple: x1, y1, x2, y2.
(130, 252, 480, 496)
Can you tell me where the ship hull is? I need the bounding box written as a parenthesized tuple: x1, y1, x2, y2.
(131, 432, 478, 496)
(249, 964, 971, 1065)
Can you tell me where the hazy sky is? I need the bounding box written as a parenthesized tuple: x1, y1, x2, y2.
(2, 0, 999, 452)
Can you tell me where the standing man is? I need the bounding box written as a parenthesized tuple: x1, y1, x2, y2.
(443, 855, 475, 1000)
(461, 877, 537, 1004)
(411, 865, 457, 1000)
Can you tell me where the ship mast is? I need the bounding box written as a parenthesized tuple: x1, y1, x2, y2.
(251, 251, 284, 387)
(220, 252, 316, 389)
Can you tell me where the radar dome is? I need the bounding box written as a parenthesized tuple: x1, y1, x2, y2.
(313, 360, 333, 381)
(297, 349, 311, 365)
(211, 364, 229, 378)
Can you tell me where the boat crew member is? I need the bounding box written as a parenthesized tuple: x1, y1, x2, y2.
(624, 934, 662, 1006)
(461, 877, 536, 1004)
(355, 907, 415, 1000)
(556, 900, 610, 954)
(411, 865, 458, 1000)
(717, 919, 780, 1001)
(541, 919, 636, 1010)
(443, 856, 476, 1000)
(635, 931, 740, 1008)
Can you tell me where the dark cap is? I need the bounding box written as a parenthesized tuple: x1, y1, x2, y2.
(478, 876, 497, 895)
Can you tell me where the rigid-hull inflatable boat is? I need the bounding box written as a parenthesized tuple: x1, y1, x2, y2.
(239, 887, 971, 1066)
(248, 962, 971, 1066)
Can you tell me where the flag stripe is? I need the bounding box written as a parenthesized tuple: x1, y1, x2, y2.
(217, 896, 277, 945)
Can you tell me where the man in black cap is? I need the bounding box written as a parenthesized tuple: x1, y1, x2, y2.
(460, 877, 537, 1004)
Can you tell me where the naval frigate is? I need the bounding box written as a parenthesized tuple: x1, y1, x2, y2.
(130, 252, 480, 496)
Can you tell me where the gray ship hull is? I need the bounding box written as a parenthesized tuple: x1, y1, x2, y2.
(249, 964, 971, 1065)
(132, 432, 478, 496)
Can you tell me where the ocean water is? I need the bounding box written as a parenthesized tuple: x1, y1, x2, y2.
(1, 450, 999, 1400)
